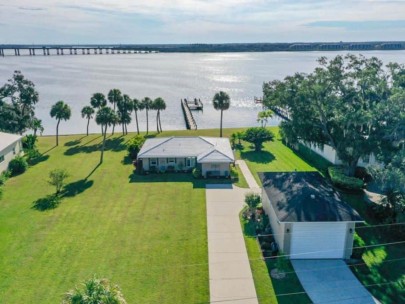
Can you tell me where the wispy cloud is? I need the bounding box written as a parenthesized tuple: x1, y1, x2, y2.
(1, 1, 405, 43)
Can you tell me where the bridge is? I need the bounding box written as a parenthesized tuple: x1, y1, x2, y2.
(0, 44, 159, 57)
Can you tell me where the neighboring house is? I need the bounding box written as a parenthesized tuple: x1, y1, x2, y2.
(0, 132, 23, 173)
(259, 172, 364, 259)
(137, 136, 235, 177)
(303, 142, 381, 168)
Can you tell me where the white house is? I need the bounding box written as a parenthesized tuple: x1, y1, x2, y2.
(304, 142, 381, 168)
(137, 136, 235, 177)
(259, 172, 364, 259)
(0, 132, 23, 173)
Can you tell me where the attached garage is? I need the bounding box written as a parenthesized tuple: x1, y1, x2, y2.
(259, 172, 363, 260)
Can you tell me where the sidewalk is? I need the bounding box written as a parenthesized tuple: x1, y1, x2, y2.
(236, 160, 260, 190)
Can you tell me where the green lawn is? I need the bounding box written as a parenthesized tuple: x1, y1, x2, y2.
(1, 133, 211, 303)
(234, 127, 319, 185)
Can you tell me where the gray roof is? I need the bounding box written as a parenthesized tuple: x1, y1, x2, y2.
(0, 132, 22, 152)
(259, 172, 363, 223)
(138, 136, 234, 163)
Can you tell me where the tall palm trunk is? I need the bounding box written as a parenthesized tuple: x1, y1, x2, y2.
(146, 109, 149, 135)
(112, 103, 116, 135)
(122, 123, 125, 135)
(134, 110, 139, 135)
(156, 110, 160, 133)
(100, 125, 107, 164)
(34, 129, 37, 137)
(56, 119, 60, 146)
(86, 118, 90, 136)
(220, 109, 223, 137)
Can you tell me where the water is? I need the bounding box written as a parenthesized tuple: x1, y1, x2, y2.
(1, 51, 404, 135)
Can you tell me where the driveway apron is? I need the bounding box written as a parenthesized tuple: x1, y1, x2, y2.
(291, 259, 378, 304)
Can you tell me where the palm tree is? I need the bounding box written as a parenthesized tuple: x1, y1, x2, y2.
(31, 118, 44, 136)
(153, 97, 166, 133)
(213, 91, 231, 137)
(50, 101, 71, 146)
(117, 95, 133, 135)
(108, 89, 123, 134)
(63, 276, 127, 304)
(132, 98, 141, 135)
(90, 92, 107, 135)
(90, 93, 107, 110)
(81, 106, 95, 136)
(95, 107, 116, 163)
(141, 97, 152, 135)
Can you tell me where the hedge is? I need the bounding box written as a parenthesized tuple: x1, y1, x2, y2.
(328, 166, 364, 191)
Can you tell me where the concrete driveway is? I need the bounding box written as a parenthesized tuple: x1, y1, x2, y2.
(206, 184, 258, 304)
(291, 260, 377, 304)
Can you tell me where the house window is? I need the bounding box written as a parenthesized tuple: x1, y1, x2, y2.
(211, 164, 220, 169)
(150, 158, 158, 166)
(168, 158, 176, 163)
(362, 154, 370, 164)
(12, 147, 16, 155)
(186, 157, 195, 167)
(0, 155, 4, 163)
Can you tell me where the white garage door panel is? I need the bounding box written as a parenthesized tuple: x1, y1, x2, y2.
(290, 222, 347, 259)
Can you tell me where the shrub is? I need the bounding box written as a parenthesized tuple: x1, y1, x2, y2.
(0, 171, 10, 186)
(328, 166, 364, 191)
(8, 156, 28, 176)
(230, 165, 238, 179)
(192, 168, 202, 179)
(126, 135, 146, 160)
(22, 134, 37, 150)
(25, 148, 42, 165)
(48, 169, 69, 194)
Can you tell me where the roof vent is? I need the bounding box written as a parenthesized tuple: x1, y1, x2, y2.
(310, 194, 315, 199)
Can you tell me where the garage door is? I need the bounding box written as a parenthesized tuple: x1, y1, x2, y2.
(290, 222, 347, 259)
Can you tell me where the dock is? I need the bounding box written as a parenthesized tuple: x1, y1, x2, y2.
(181, 99, 198, 130)
(184, 98, 203, 110)
(271, 106, 291, 121)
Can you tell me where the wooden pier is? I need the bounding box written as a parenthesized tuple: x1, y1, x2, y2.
(271, 106, 291, 121)
(181, 99, 198, 130)
(184, 98, 203, 110)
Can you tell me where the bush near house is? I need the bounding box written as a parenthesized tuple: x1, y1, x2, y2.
(126, 135, 145, 159)
(328, 166, 364, 191)
(8, 156, 28, 176)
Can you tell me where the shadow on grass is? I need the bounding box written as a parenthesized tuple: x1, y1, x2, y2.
(41, 145, 57, 155)
(32, 194, 61, 211)
(240, 150, 275, 164)
(129, 172, 234, 189)
(64, 137, 126, 156)
(62, 179, 94, 197)
(64, 139, 82, 147)
(28, 154, 50, 166)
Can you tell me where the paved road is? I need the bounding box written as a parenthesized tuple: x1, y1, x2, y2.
(206, 184, 258, 304)
(291, 259, 377, 304)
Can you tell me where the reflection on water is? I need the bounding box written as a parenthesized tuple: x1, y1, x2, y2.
(0, 51, 404, 135)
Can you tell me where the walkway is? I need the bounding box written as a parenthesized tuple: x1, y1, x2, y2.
(206, 184, 258, 304)
(291, 260, 378, 304)
(235, 160, 260, 190)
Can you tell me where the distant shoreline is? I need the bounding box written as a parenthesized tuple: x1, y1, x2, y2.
(1, 41, 405, 56)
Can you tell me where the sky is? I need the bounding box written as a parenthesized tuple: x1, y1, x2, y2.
(1, 0, 405, 44)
